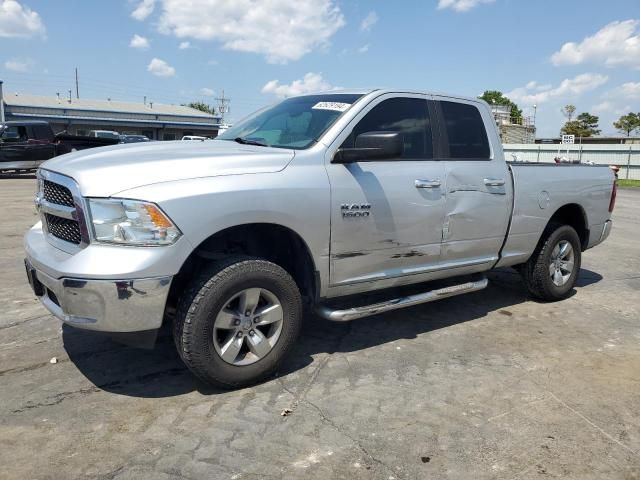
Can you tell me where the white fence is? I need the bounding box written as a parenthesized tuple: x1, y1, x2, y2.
(503, 144, 640, 180)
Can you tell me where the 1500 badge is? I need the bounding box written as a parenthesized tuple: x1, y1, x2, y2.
(341, 203, 371, 218)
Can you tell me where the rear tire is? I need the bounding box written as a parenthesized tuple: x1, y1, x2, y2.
(174, 257, 303, 388)
(521, 224, 581, 301)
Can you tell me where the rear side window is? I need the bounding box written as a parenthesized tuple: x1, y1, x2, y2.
(344, 97, 433, 159)
(33, 125, 52, 140)
(440, 101, 490, 159)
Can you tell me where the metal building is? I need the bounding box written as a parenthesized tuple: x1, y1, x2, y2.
(0, 84, 220, 140)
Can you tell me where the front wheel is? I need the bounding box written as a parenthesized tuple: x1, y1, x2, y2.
(174, 257, 303, 388)
(521, 224, 582, 301)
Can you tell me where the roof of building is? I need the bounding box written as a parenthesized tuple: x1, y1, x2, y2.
(3, 93, 217, 119)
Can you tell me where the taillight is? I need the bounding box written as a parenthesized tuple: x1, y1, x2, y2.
(608, 180, 617, 213)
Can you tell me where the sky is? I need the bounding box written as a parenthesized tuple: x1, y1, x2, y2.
(0, 0, 639, 137)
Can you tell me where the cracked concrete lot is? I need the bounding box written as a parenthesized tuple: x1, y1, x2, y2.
(1, 175, 639, 480)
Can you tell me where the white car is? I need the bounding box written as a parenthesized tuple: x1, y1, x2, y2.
(88, 130, 120, 140)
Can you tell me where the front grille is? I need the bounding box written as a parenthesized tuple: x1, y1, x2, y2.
(44, 213, 82, 244)
(43, 180, 74, 207)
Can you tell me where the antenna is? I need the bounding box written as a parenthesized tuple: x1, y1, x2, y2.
(215, 89, 230, 124)
(68, 89, 72, 104)
(75, 67, 79, 99)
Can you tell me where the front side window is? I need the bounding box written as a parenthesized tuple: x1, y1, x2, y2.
(217, 93, 363, 150)
(342, 97, 433, 159)
(0, 126, 27, 142)
(440, 101, 490, 159)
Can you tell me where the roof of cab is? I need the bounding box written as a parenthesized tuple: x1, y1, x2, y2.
(297, 88, 484, 105)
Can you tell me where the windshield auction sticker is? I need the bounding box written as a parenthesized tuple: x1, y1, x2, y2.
(312, 102, 351, 112)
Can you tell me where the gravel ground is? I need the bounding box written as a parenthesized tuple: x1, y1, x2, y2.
(1, 175, 639, 480)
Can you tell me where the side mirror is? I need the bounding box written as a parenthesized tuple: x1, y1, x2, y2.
(334, 131, 403, 163)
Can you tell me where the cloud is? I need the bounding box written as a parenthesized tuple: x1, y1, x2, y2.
(506, 73, 609, 105)
(591, 101, 613, 114)
(551, 20, 640, 68)
(603, 82, 640, 101)
(178, 41, 191, 49)
(157, 0, 345, 64)
(618, 82, 640, 100)
(0, 0, 45, 38)
(147, 58, 175, 77)
(360, 11, 378, 32)
(129, 34, 150, 49)
(200, 87, 214, 96)
(437, 0, 494, 12)
(4, 57, 34, 72)
(357, 44, 370, 54)
(262, 72, 333, 98)
(131, 0, 155, 20)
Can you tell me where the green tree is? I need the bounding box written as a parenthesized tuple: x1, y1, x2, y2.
(613, 112, 640, 137)
(184, 101, 216, 115)
(479, 90, 522, 123)
(561, 104, 576, 122)
(561, 112, 601, 137)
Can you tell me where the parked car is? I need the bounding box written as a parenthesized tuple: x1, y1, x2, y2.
(24, 89, 616, 388)
(181, 135, 207, 141)
(88, 130, 120, 139)
(0, 121, 119, 172)
(120, 135, 150, 143)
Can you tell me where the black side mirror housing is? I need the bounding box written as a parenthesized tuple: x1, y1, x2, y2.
(334, 131, 403, 163)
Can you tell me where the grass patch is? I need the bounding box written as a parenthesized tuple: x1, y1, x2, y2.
(618, 179, 640, 188)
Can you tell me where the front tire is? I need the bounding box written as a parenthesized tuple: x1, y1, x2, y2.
(521, 224, 582, 301)
(174, 257, 303, 388)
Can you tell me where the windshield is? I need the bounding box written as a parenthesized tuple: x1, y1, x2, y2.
(217, 93, 364, 149)
(96, 131, 119, 139)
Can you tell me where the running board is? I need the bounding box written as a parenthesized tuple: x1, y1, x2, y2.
(316, 277, 489, 322)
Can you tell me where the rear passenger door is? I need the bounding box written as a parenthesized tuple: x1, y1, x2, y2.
(29, 124, 56, 165)
(433, 98, 513, 270)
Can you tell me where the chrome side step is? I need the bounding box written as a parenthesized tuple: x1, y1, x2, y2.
(316, 277, 489, 322)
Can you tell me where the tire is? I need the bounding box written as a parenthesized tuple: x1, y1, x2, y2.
(174, 257, 302, 389)
(521, 224, 582, 301)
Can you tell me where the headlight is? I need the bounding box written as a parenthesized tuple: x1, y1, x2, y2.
(88, 198, 181, 246)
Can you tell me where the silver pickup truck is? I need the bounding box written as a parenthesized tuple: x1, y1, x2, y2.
(24, 89, 616, 388)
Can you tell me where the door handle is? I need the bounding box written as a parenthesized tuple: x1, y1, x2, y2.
(484, 178, 505, 187)
(415, 179, 441, 189)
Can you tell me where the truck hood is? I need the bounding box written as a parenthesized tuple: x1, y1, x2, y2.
(42, 140, 295, 197)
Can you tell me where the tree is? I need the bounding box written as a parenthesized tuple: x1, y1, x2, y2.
(184, 101, 216, 115)
(560, 112, 601, 137)
(561, 104, 576, 122)
(479, 90, 522, 123)
(613, 112, 640, 137)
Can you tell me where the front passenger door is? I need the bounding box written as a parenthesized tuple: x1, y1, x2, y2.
(326, 95, 447, 291)
(0, 126, 29, 167)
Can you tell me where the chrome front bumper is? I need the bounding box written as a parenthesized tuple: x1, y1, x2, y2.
(25, 260, 172, 332)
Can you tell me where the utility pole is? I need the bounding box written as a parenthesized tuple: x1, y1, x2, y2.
(0, 80, 5, 123)
(68, 89, 72, 104)
(75, 68, 79, 99)
(215, 89, 230, 124)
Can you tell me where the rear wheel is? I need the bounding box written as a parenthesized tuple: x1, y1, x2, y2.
(174, 257, 302, 388)
(521, 224, 581, 301)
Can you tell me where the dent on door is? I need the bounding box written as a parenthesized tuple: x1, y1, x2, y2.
(441, 168, 510, 265)
(329, 161, 446, 286)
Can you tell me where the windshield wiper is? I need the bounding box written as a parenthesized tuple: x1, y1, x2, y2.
(234, 136, 267, 147)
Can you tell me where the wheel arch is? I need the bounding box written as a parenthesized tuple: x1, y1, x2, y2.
(166, 223, 318, 318)
(544, 203, 589, 251)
